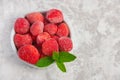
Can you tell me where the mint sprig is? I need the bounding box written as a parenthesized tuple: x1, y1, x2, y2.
(35, 51, 76, 72)
(52, 52, 59, 62)
(56, 62, 66, 72)
(59, 51, 76, 62)
(36, 57, 54, 67)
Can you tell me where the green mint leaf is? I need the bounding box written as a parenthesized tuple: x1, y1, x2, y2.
(35, 57, 54, 67)
(52, 52, 59, 61)
(56, 62, 66, 72)
(59, 51, 76, 62)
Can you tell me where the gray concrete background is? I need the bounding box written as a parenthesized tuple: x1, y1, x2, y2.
(0, 0, 120, 80)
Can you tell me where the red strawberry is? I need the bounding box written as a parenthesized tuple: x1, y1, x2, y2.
(46, 9, 63, 23)
(56, 23, 69, 37)
(42, 38, 59, 56)
(30, 21, 44, 36)
(26, 12, 44, 24)
(14, 18, 30, 34)
(44, 23, 57, 35)
(36, 32, 51, 46)
(18, 45, 40, 64)
(14, 34, 32, 48)
(58, 37, 73, 51)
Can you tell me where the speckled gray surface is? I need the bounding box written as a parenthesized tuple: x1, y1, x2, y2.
(0, 0, 120, 80)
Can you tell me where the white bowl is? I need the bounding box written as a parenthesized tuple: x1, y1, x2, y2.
(10, 11, 72, 69)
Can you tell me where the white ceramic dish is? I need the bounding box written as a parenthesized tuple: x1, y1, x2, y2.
(10, 14, 72, 69)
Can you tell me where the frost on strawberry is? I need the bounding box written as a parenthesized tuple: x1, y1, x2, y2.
(30, 21, 44, 36)
(14, 34, 32, 48)
(18, 45, 40, 64)
(44, 23, 58, 35)
(36, 32, 51, 46)
(56, 23, 69, 37)
(14, 18, 30, 34)
(42, 38, 59, 56)
(46, 9, 63, 23)
(58, 37, 73, 51)
(26, 12, 44, 24)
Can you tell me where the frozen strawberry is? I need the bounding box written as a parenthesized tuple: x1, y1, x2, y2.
(58, 37, 73, 51)
(30, 21, 44, 36)
(46, 9, 63, 23)
(36, 32, 51, 45)
(18, 45, 40, 64)
(51, 35, 59, 41)
(26, 12, 44, 24)
(44, 23, 57, 35)
(42, 38, 59, 56)
(56, 23, 69, 37)
(14, 18, 30, 34)
(14, 34, 32, 48)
